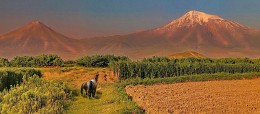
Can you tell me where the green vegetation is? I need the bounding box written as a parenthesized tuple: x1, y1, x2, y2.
(10, 54, 63, 67)
(76, 55, 129, 67)
(0, 68, 42, 91)
(63, 60, 77, 67)
(0, 76, 72, 114)
(2, 55, 260, 113)
(110, 57, 260, 80)
(0, 54, 129, 68)
(0, 58, 10, 67)
(0, 54, 64, 67)
(118, 72, 260, 86)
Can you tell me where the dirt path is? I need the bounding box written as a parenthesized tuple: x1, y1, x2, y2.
(42, 67, 117, 87)
(126, 78, 260, 114)
(41, 67, 130, 114)
(66, 84, 125, 114)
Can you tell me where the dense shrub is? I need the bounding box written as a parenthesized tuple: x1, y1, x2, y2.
(0, 69, 42, 91)
(63, 60, 77, 67)
(0, 76, 71, 114)
(0, 58, 10, 67)
(76, 55, 129, 67)
(10, 54, 63, 67)
(1, 54, 129, 68)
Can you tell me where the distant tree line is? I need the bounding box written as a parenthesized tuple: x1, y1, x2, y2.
(110, 57, 260, 80)
(76, 55, 129, 67)
(0, 54, 129, 67)
(0, 54, 63, 67)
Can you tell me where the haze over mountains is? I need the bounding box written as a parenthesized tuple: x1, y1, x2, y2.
(1, 10, 260, 59)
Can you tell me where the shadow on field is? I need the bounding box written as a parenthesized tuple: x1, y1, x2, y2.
(94, 91, 102, 99)
(81, 91, 102, 99)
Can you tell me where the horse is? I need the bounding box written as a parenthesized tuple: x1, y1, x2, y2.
(81, 72, 99, 98)
(80, 79, 97, 98)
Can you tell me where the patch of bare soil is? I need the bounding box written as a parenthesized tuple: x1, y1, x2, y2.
(125, 79, 260, 114)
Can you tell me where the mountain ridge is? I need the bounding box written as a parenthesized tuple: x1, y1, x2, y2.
(1, 10, 260, 59)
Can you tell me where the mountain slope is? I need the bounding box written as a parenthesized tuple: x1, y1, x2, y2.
(84, 10, 260, 59)
(0, 21, 85, 59)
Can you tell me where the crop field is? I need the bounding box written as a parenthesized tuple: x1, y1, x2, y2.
(125, 78, 260, 114)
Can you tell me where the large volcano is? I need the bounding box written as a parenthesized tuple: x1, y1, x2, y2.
(0, 21, 85, 59)
(84, 10, 260, 59)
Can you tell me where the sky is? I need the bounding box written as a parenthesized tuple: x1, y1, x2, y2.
(0, 0, 260, 39)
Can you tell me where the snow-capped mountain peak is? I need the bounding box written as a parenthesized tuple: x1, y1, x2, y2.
(183, 10, 224, 23)
(163, 10, 224, 28)
(157, 10, 246, 30)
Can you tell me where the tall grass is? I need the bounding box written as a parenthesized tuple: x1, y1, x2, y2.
(118, 72, 260, 86)
(110, 57, 260, 80)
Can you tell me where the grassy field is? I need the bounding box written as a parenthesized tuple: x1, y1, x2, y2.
(67, 84, 136, 114)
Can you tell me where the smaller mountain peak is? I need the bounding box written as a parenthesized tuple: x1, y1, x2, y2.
(13, 20, 53, 34)
(24, 20, 51, 29)
(29, 20, 44, 25)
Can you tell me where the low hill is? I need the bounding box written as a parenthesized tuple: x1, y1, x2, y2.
(169, 51, 207, 58)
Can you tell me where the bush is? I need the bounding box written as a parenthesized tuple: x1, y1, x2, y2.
(10, 54, 63, 67)
(76, 55, 129, 67)
(0, 58, 10, 67)
(0, 69, 42, 91)
(0, 76, 71, 114)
